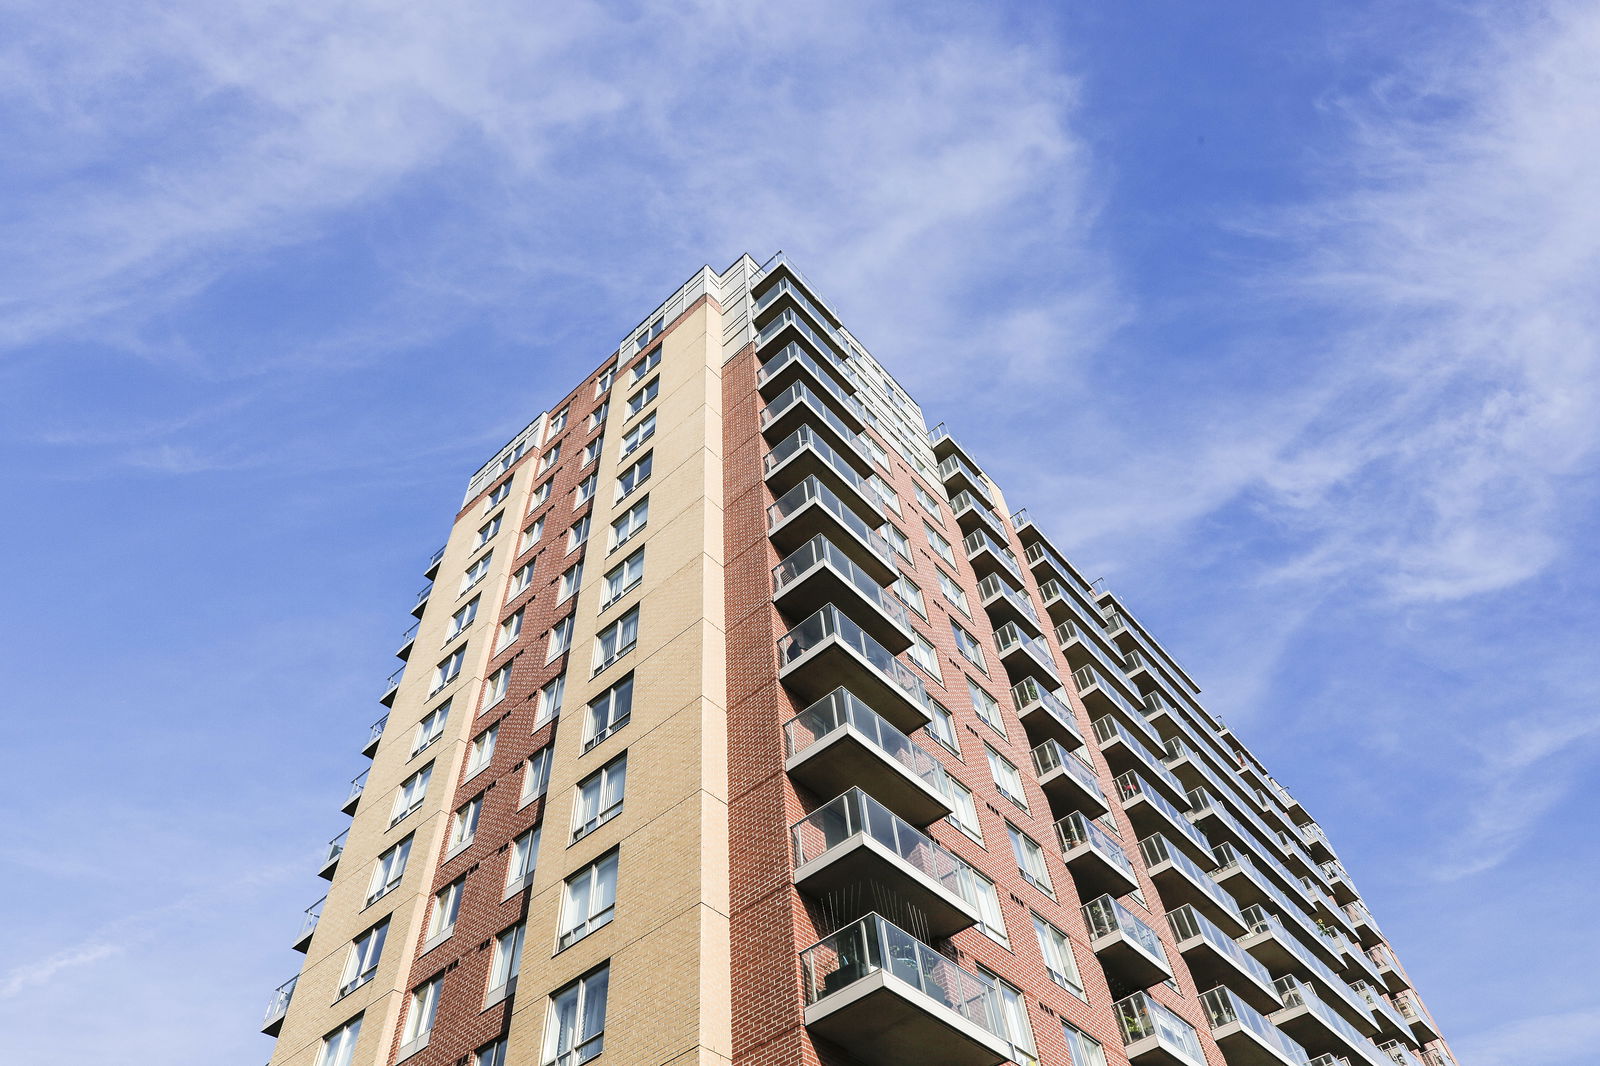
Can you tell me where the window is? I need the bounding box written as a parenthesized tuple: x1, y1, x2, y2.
(401, 975, 442, 1052)
(927, 700, 960, 754)
(522, 748, 553, 805)
(862, 435, 889, 468)
(987, 746, 1028, 810)
(1061, 1023, 1109, 1066)
(477, 511, 504, 547)
(466, 724, 498, 778)
(367, 836, 412, 906)
(1008, 824, 1054, 896)
(475, 1038, 508, 1066)
(484, 664, 512, 708)
(538, 674, 565, 726)
(584, 673, 633, 750)
(432, 647, 465, 694)
(885, 523, 911, 560)
(968, 677, 1004, 734)
(392, 765, 432, 825)
(972, 872, 1009, 946)
(581, 436, 602, 467)
(574, 472, 597, 507)
(872, 476, 901, 514)
(547, 616, 575, 662)
(947, 777, 982, 841)
(610, 495, 650, 550)
(601, 548, 645, 608)
(926, 524, 955, 566)
(520, 518, 545, 553)
(952, 622, 986, 671)
(908, 633, 940, 681)
(632, 338, 662, 375)
(497, 609, 524, 651)
(510, 561, 535, 599)
(625, 377, 659, 417)
(486, 922, 526, 1002)
(621, 411, 656, 456)
(989, 975, 1039, 1066)
(449, 795, 483, 851)
(559, 851, 619, 948)
(529, 479, 552, 511)
(428, 879, 463, 942)
(542, 964, 609, 1066)
(1033, 915, 1085, 996)
(616, 452, 652, 501)
(506, 825, 541, 892)
(413, 705, 448, 756)
(915, 483, 944, 520)
(591, 402, 611, 430)
(895, 574, 925, 618)
(558, 561, 583, 603)
(938, 570, 969, 614)
(316, 1017, 363, 1066)
(448, 598, 479, 640)
(462, 551, 493, 593)
(487, 479, 512, 509)
(548, 406, 569, 434)
(567, 515, 591, 553)
(337, 919, 388, 996)
(596, 365, 616, 395)
(538, 444, 561, 473)
(593, 607, 639, 674)
(573, 753, 627, 840)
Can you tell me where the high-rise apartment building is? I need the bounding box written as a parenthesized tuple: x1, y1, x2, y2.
(260, 255, 1457, 1066)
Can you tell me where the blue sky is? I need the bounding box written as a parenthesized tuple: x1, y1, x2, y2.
(1, 1, 1596, 1062)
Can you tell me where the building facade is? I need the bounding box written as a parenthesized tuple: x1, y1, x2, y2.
(260, 255, 1458, 1066)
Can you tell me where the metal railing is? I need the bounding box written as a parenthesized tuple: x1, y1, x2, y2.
(793, 788, 979, 906)
(767, 477, 892, 563)
(263, 976, 296, 1028)
(1203, 986, 1311, 1064)
(1114, 992, 1204, 1063)
(1011, 678, 1082, 744)
(765, 426, 880, 509)
(345, 771, 368, 806)
(367, 714, 387, 746)
(963, 528, 1021, 579)
(1057, 812, 1135, 877)
(777, 606, 930, 713)
(756, 340, 863, 414)
(1141, 834, 1243, 919)
(1276, 977, 1386, 1066)
(1083, 895, 1169, 966)
(783, 689, 948, 798)
(773, 535, 909, 632)
(296, 897, 325, 945)
(1115, 771, 1212, 855)
(1378, 1040, 1425, 1066)
(1169, 906, 1272, 986)
(799, 913, 1005, 1040)
(979, 573, 1041, 625)
(322, 829, 347, 870)
(1032, 740, 1105, 802)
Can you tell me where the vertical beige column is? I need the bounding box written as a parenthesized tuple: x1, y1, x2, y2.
(505, 300, 732, 1066)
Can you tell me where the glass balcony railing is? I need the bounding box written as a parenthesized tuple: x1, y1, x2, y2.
(767, 477, 893, 564)
(784, 688, 949, 798)
(1140, 834, 1244, 920)
(793, 788, 980, 906)
(778, 605, 931, 712)
(765, 427, 880, 509)
(1025, 541, 1096, 599)
(1239, 904, 1356, 1003)
(979, 573, 1041, 625)
(963, 529, 1022, 579)
(995, 622, 1059, 677)
(1221, 849, 1332, 946)
(1057, 812, 1136, 878)
(1204, 986, 1312, 1065)
(343, 771, 368, 811)
(1114, 992, 1206, 1066)
(1102, 605, 1200, 695)
(1084, 895, 1170, 965)
(295, 896, 325, 947)
(262, 975, 296, 1031)
(1300, 822, 1335, 854)
(757, 340, 862, 411)
(1011, 678, 1082, 744)
(938, 454, 994, 504)
(1071, 656, 1162, 738)
(1099, 719, 1190, 801)
(761, 382, 873, 463)
(1378, 1042, 1425, 1066)
(1169, 906, 1273, 987)
(1346, 900, 1380, 931)
(758, 305, 849, 367)
(1276, 977, 1386, 1064)
(1115, 771, 1212, 856)
(321, 829, 348, 870)
(755, 278, 859, 377)
(800, 913, 1006, 1038)
(1163, 738, 1270, 832)
(364, 714, 387, 754)
(773, 536, 909, 630)
(1032, 739, 1105, 802)
(1190, 790, 1314, 907)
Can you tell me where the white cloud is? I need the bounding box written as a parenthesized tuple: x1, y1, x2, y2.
(1455, 1002, 1600, 1066)
(0, 939, 123, 999)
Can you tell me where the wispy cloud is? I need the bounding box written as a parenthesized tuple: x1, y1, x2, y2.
(0, 940, 124, 999)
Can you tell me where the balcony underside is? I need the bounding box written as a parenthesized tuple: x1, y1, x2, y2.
(780, 639, 930, 736)
(774, 565, 911, 654)
(1174, 936, 1280, 1015)
(805, 970, 1011, 1066)
(1063, 840, 1140, 899)
(765, 447, 880, 525)
(1209, 1020, 1302, 1066)
(769, 499, 896, 585)
(795, 836, 978, 939)
(1036, 763, 1109, 819)
(1016, 699, 1083, 750)
(786, 729, 952, 827)
(1090, 930, 1172, 990)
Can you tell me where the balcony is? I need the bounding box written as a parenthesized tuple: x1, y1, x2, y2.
(1032, 740, 1109, 817)
(1024, 540, 1093, 601)
(761, 382, 875, 476)
(1114, 991, 1207, 1066)
(950, 489, 1007, 541)
(768, 476, 896, 584)
(753, 271, 856, 368)
(1299, 821, 1337, 862)
(1139, 834, 1246, 935)
(1056, 812, 1139, 897)
(938, 453, 994, 509)
(800, 913, 1011, 1066)
(380, 666, 403, 707)
(928, 423, 986, 478)
(411, 581, 432, 618)
(793, 788, 981, 937)
(1393, 994, 1439, 1045)
(779, 606, 933, 733)
(1169, 907, 1280, 1013)
(1074, 659, 1168, 754)
(397, 620, 418, 660)
(784, 688, 952, 826)
(1101, 603, 1201, 697)
(1367, 945, 1409, 994)
(363, 714, 387, 758)
(757, 341, 865, 430)
(292, 896, 324, 953)
(978, 573, 1042, 637)
(341, 770, 368, 816)
(773, 536, 912, 651)
(994, 622, 1060, 686)
(1321, 862, 1357, 905)
(1010, 677, 1083, 749)
(1272, 977, 1389, 1066)
(1239, 906, 1373, 1028)
(1421, 1049, 1456, 1066)
(1378, 1041, 1425, 1066)
(423, 544, 445, 580)
(1162, 739, 1269, 836)
(318, 829, 347, 880)
(261, 975, 295, 1036)
(1083, 895, 1173, 988)
(1218, 851, 1339, 963)
(1353, 981, 1413, 1045)
(757, 306, 853, 384)
(1203, 985, 1313, 1066)
(1345, 901, 1382, 946)
(1114, 772, 1212, 863)
(1097, 718, 1191, 808)
(1189, 792, 1314, 909)
(963, 528, 1022, 583)
(765, 426, 882, 523)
